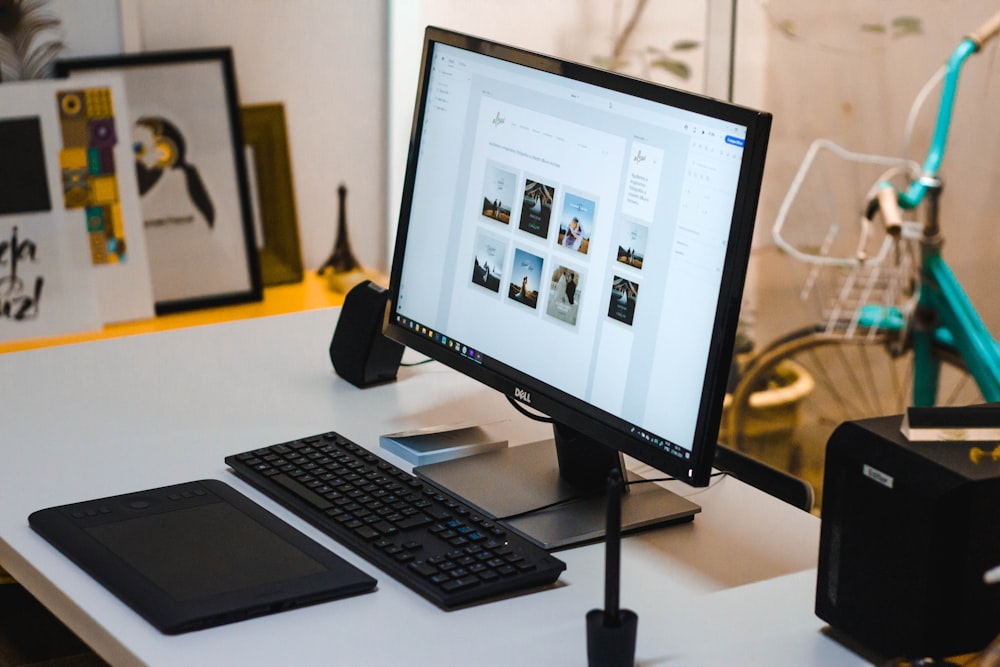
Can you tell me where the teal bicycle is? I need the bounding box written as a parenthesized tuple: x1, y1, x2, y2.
(724, 10, 1000, 508)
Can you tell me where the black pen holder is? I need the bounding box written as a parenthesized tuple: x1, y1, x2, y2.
(586, 608, 638, 667)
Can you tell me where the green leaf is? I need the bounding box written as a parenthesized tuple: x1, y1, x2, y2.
(778, 19, 797, 38)
(650, 57, 691, 80)
(860, 23, 886, 34)
(891, 16, 921, 28)
(891, 15, 922, 37)
(671, 39, 700, 51)
(593, 55, 629, 71)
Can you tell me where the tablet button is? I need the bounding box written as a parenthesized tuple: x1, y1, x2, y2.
(128, 500, 151, 510)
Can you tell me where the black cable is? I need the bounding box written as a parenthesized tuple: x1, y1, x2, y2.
(495, 488, 603, 523)
(400, 358, 434, 368)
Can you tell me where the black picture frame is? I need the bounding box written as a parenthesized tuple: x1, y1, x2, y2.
(56, 48, 263, 314)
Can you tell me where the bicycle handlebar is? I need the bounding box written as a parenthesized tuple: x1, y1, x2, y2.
(967, 9, 1000, 50)
(886, 9, 1000, 212)
(876, 185, 903, 236)
(783, 12, 1000, 256)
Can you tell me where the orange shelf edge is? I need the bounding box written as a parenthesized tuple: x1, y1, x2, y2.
(0, 271, 368, 355)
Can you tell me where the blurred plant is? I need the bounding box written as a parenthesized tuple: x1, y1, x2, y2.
(594, 0, 700, 81)
(776, 15, 923, 40)
(860, 16, 923, 38)
(764, 2, 923, 45)
(0, 0, 64, 82)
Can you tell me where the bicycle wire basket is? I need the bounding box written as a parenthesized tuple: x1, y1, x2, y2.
(772, 139, 922, 342)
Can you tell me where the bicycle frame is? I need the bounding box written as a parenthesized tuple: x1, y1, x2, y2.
(915, 256, 1000, 404)
(857, 218, 1000, 406)
(872, 31, 1000, 406)
(912, 186, 1000, 405)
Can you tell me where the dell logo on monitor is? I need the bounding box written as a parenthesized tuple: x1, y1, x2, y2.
(514, 387, 531, 404)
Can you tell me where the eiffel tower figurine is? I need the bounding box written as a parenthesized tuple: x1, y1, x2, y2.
(319, 183, 361, 276)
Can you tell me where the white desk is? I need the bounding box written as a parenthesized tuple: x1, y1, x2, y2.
(0, 308, 866, 665)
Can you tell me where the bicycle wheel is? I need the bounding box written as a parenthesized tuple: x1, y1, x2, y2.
(720, 325, 982, 512)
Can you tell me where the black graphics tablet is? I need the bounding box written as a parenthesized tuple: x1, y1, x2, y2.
(29, 479, 376, 634)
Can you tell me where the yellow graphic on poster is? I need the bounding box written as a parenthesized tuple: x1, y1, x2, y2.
(57, 88, 127, 265)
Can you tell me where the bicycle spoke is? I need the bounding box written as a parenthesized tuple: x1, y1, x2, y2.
(725, 331, 982, 514)
(800, 346, 858, 415)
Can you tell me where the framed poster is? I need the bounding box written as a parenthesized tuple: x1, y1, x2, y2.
(57, 48, 263, 314)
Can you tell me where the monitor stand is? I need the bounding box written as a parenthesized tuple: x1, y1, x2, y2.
(413, 422, 700, 550)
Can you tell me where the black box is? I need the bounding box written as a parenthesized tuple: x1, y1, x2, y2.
(817, 414, 1000, 659)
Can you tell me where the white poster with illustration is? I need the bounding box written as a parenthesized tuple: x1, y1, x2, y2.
(59, 49, 263, 314)
(0, 75, 154, 343)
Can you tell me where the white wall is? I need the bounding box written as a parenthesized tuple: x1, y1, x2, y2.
(116, 1, 725, 278)
(129, 0, 388, 272)
(388, 0, 720, 262)
(48, 0, 123, 58)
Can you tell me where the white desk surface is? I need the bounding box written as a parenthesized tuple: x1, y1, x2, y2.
(0, 308, 867, 666)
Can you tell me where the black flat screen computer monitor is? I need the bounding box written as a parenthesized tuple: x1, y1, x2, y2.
(386, 27, 771, 549)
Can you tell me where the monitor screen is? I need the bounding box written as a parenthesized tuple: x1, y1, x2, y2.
(386, 28, 770, 546)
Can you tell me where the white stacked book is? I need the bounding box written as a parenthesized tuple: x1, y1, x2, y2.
(379, 420, 509, 465)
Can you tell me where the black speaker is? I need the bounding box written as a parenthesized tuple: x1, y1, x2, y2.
(817, 414, 1000, 660)
(329, 280, 404, 388)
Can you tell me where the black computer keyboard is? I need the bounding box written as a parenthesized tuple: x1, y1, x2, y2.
(225, 431, 566, 609)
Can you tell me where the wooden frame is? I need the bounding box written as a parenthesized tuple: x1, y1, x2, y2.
(241, 103, 303, 286)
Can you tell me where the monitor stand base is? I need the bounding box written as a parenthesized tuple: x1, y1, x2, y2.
(414, 439, 700, 551)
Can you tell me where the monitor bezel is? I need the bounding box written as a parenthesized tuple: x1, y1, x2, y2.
(386, 26, 771, 487)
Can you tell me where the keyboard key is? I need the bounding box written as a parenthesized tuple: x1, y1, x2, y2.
(396, 514, 431, 530)
(442, 577, 479, 592)
(409, 561, 438, 577)
(354, 525, 380, 540)
(272, 473, 333, 509)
